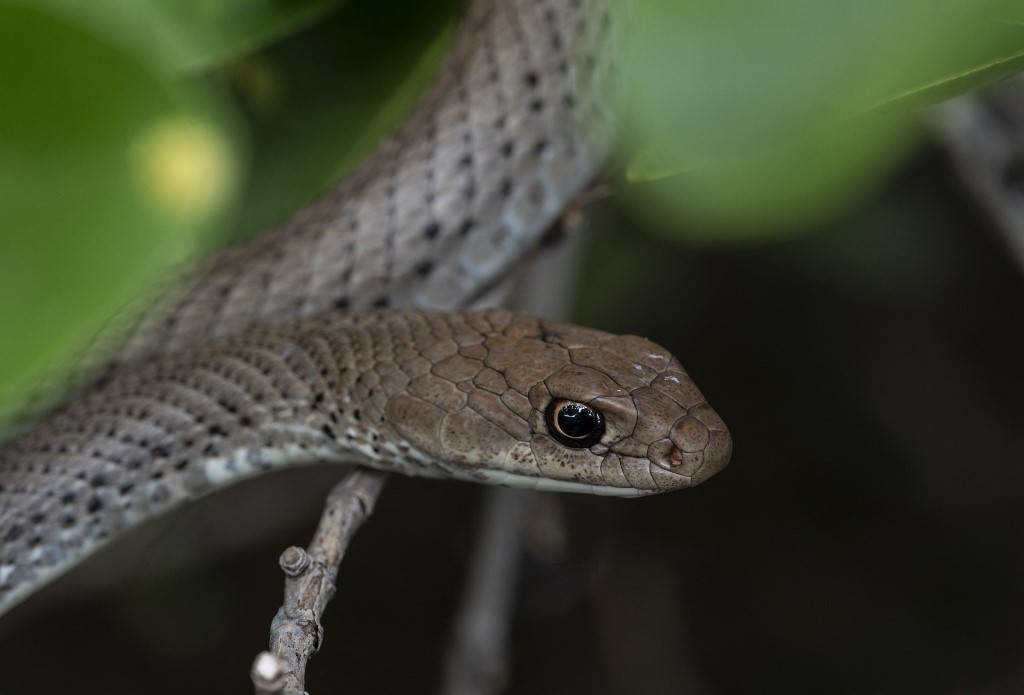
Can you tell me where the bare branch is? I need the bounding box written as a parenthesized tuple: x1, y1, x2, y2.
(251, 467, 388, 695)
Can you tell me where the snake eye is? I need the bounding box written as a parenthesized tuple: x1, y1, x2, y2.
(545, 399, 604, 448)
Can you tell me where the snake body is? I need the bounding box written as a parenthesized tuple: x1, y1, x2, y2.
(0, 308, 730, 613)
(0, 0, 732, 617)
(113, 0, 618, 366)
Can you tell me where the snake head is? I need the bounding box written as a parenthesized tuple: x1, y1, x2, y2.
(517, 325, 732, 496)
(384, 310, 731, 496)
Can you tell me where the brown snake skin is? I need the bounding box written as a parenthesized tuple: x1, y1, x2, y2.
(0, 0, 732, 617)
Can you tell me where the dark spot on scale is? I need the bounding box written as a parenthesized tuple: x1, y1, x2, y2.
(322, 425, 337, 439)
(86, 497, 103, 514)
(423, 222, 441, 240)
(500, 179, 513, 197)
(208, 424, 228, 438)
(60, 492, 76, 505)
(525, 71, 539, 87)
(415, 261, 433, 278)
(372, 297, 389, 308)
(90, 474, 107, 488)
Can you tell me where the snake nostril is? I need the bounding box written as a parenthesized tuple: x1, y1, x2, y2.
(647, 439, 684, 470)
(670, 415, 710, 454)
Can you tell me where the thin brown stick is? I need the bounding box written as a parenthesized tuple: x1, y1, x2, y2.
(251, 467, 388, 695)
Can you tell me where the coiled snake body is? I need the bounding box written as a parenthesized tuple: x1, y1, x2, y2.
(0, 0, 731, 617)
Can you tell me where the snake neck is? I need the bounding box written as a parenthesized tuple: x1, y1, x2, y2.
(0, 311, 463, 614)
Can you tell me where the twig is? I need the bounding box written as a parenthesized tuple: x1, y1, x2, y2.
(440, 488, 535, 695)
(251, 467, 388, 695)
(932, 76, 1024, 273)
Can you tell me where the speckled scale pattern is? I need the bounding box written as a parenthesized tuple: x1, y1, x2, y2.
(0, 309, 730, 614)
(112, 0, 620, 367)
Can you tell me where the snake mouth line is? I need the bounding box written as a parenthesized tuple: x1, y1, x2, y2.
(472, 467, 655, 497)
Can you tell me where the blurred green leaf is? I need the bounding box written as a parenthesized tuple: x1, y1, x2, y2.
(27, 0, 345, 74)
(622, 0, 1024, 237)
(0, 5, 238, 424)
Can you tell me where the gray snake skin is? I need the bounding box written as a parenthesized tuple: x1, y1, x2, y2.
(0, 0, 732, 617)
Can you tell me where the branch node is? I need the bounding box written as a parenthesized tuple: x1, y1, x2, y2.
(279, 546, 311, 577)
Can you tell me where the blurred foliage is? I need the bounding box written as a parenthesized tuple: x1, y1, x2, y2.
(0, 5, 238, 424)
(0, 0, 456, 426)
(621, 0, 1024, 237)
(30, 0, 347, 74)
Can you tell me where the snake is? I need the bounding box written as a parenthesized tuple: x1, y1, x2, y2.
(0, 0, 732, 618)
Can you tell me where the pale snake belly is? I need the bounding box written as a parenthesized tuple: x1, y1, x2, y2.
(0, 0, 732, 617)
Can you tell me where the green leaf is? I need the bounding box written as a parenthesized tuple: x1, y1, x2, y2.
(621, 0, 1024, 237)
(0, 5, 238, 424)
(26, 0, 346, 75)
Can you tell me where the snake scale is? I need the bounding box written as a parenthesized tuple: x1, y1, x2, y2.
(0, 0, 731, 618)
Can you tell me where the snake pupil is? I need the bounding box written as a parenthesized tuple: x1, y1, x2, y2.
(545, 399, 604, 448)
